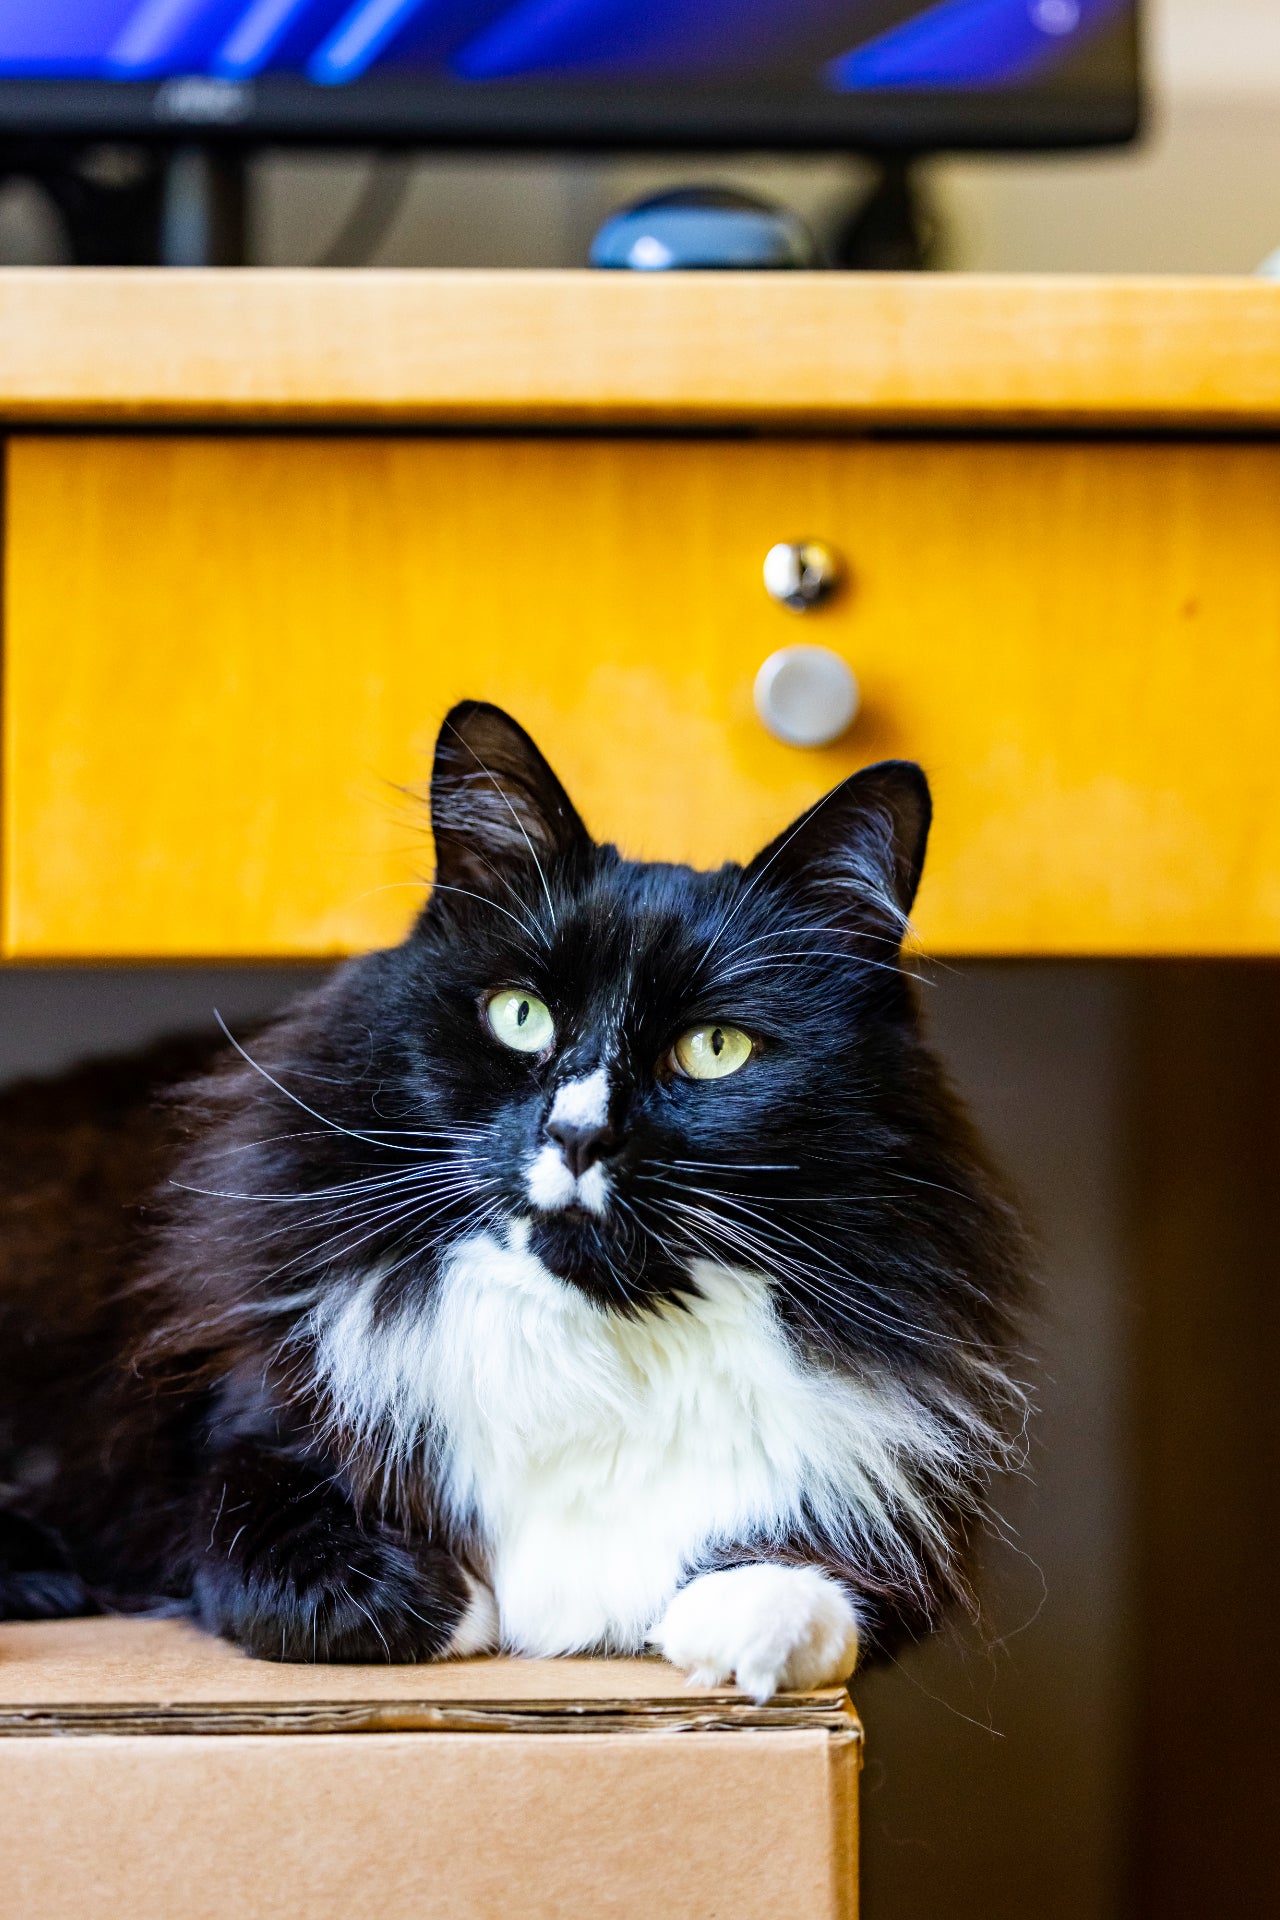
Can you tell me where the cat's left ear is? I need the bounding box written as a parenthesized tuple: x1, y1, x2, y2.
(743, 761, 932, 934)
(430, 701, 590, 895)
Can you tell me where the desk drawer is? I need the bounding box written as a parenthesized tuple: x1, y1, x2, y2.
(5, 433, 1280, 958)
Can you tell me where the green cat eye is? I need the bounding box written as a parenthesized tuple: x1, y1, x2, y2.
(673, 1024, 754, 1082)
(486, 989, 555, 1054)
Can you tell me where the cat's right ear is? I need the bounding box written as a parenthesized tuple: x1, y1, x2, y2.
(429, 702, 591, 898)
(742, 759, 932, 943)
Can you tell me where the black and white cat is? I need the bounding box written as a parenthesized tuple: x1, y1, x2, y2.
(0, 702, 1026, 1698)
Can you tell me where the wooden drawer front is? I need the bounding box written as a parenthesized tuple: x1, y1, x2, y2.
(5, 433, 1280, 959)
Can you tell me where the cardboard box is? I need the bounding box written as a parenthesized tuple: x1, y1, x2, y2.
(0, 1619, 861, 1919)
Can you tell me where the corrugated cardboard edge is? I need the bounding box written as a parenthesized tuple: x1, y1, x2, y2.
(0, 1691, 863, 1741)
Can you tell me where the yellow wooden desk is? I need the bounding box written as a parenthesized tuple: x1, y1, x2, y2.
(2, 270, 1279, 960)
(0, 271, 1277, 1920)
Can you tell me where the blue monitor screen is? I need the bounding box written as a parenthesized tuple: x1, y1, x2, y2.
(0, 0, 1141, 145)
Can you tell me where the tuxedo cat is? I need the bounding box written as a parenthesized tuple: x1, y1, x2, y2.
(0, 702, 1025, 1698)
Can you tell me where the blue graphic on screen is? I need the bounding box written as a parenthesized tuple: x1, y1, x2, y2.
(828, 0, 1122, 89)
(0, 0, 1128, 87)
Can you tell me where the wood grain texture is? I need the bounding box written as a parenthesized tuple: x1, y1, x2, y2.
(8, 433, 1280, 959)
(0, 271, 1276, 427)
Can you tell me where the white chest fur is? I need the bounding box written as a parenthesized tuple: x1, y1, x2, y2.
(315, 1227, 947, 1656)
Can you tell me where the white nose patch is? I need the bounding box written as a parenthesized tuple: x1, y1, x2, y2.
(526, 1069, 613, 1218)
(548, 1070, 609, 1130)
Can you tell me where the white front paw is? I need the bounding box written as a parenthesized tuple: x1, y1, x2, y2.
(444, 1573, 500, 1658)
(650, 1566, 861, 1704)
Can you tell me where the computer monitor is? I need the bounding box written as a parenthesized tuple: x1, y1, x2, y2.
(0, 1, 1141, 151)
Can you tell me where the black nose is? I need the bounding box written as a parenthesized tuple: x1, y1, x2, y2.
(546, 1118, 618, 1177)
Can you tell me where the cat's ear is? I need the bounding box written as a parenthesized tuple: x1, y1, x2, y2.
(743, 761, 932, 936)
(430, 701, 590, 895)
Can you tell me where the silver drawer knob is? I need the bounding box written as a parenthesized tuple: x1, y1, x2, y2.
(754, 645, 860, 748)
(763, 539, 843, 610)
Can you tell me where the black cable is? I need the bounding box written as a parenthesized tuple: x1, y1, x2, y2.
(315, 151, 416, 267)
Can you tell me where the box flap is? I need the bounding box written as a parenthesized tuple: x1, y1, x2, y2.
(0, 1619, 861, 1742)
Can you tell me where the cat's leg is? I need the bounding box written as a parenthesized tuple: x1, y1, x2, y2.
(191, 1439, 497, 1663)
(0, 1510, 97, 1620)
(650, 1564, 861, 1703)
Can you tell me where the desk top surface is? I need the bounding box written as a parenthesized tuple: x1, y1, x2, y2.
(0, 269, 1276, 430)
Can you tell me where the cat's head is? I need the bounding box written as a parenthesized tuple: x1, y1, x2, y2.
(173, 701, 1021, 1387)
(278, 700, 1014, 1366)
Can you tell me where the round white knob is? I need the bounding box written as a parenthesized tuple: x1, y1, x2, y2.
(753, 645, 860, 749)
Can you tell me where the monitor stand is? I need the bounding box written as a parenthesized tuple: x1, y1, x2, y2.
(17, 143, 247, 266)
(18, 145, 929, 272)
(158, 148, 248, 266)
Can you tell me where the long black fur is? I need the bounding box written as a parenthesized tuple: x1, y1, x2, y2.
(0, 702, 1026, 1663)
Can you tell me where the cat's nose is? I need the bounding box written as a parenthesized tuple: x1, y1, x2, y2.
(546, 1117, 618, 1177)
